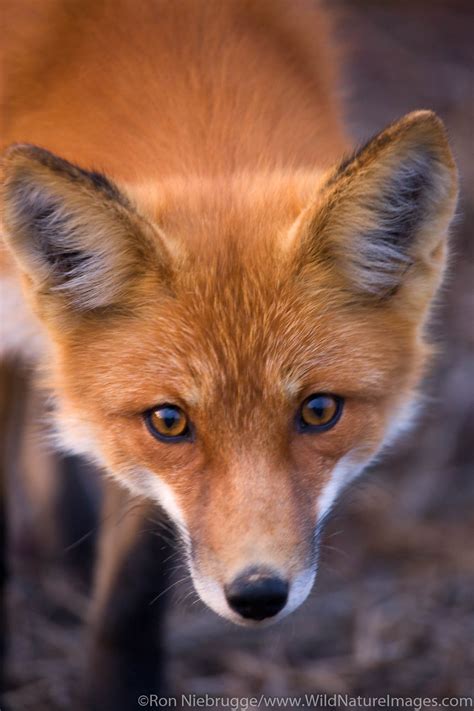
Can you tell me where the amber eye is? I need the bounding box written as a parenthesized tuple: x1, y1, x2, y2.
(298, 393, 343, 432)
(145, 404, 190, 441)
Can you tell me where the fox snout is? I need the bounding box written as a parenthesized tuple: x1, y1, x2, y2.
(191, 559, 316, 626)
(225, 567, 289, 621)
(176, 451, 320, 624)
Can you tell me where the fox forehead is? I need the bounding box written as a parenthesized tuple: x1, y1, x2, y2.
(124, 171, 321, 241)
(46, 174, 427, 423)
(57, 252, 419, 419)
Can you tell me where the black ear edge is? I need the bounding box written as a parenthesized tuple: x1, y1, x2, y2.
(2, 143, 130, 208)
(299, 113, 458, 301)
(1, 144, 175, 311)
(1, 145, 130, 298)
(319, 111, 458, 256)
(327, 110, 456, 188)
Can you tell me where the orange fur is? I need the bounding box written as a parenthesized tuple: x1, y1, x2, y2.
(0, 0, 458, 624)
(1, 0, 346, 178)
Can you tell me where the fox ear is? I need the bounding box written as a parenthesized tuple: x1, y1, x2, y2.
(297, 111, 458, 300)
(1, 144, 167, 310)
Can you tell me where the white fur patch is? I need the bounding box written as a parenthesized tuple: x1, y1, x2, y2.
(0, 274, 45, 359)
(316, 454, 365, 522)
(382, 396, 421, 451)
(284, 566, 317, 617)
(52, 408, 106, 465)
(190, 571, 237, 622)
(51, 408, 191, 540)
(131, 469, 188, 532)
(316, 395, 421, 523)
(114, 467, 191, 546)
(190, 563, 316, 626)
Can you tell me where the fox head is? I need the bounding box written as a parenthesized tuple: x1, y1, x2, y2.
(1, 111, 458, 624)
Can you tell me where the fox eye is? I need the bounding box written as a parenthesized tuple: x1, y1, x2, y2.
(298, 393, 343, 432)
(145, 404, 191, 442)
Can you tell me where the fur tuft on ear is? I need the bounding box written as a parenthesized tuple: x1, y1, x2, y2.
(297, 111, 458, 299)
(1, 144, 165, 310)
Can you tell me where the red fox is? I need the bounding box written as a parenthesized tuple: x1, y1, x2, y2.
(0, 0, 458, 707)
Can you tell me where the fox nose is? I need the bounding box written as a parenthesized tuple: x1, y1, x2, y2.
(225, 568, 289, 621)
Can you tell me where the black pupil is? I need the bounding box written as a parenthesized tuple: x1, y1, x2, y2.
(161, 408, 180, 429)
(308, 397, 329, 417)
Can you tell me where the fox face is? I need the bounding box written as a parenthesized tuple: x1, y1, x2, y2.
(1, 111, 458, 624)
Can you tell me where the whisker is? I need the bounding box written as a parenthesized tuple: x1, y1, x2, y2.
(149, 575, 190, 606)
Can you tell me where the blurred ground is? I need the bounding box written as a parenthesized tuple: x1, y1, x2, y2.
(4, 1, 474, 708)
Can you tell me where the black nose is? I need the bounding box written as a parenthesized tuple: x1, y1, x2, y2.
(225, 568, 289, 621)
